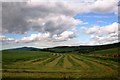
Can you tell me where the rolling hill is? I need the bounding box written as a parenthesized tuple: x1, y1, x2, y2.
(7, 47, 40, 51)
(4, 42, 120, 54)
(2, 42, 119, 79)
(42, 42, 120, 53)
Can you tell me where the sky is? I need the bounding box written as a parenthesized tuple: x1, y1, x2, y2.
(0, 0, 119, 50)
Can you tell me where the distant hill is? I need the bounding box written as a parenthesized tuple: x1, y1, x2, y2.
(7, 47, 40, 51)
(42, 42, 120, 53)
(4, 42, 120, 53)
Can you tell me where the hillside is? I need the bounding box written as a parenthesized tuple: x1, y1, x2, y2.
(42, 42, 120, 53)
(2, 42, 119, 79)
(2, 46, 119, 79)
(7, 47, 40, 51)
(4, 42, 120, 54)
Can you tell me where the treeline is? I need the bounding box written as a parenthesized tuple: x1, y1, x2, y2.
(41, 42, 120, 53)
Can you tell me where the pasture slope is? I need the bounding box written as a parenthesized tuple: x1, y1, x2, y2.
(2, 48, 119, 80)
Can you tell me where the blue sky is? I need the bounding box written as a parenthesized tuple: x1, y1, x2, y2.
(74, 13, 118, 26)
(74, 12, 118, 41)
(1, 0, 119, 50)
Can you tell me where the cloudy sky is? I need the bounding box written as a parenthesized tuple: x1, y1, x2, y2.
(0, 0, 119, 50)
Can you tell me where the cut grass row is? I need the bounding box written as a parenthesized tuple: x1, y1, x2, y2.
(55, 55, 65, 67)
(71, 54, 118, 77)
(3, 53, 118, 71)
(70, 54, 97, 70)
(33, 55, 61, 66)
(2, 50, 119, 78)
(68, 55, 90, 69)
(45, 55, 63, 67)
(63, 55, 73, 69)
(80, 55, 119, 69)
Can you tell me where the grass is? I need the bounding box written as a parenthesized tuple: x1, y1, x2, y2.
(2, 50, 52, 64)
(82, 48, 120, 63)
(2, 49, 119, 79)
(63, 55, 73, 69)
(45, 54, 63, 67)
(56, 55, 65, 67)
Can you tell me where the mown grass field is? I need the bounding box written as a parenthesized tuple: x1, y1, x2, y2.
(2, 48, 119, 79)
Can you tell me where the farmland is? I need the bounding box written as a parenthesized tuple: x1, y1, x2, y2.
(2, 47, 119, 80)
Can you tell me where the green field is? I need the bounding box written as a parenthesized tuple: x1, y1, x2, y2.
(2, 48, 119, 79)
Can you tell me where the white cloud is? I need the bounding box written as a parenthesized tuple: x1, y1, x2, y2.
(91, 34, 118, 44)
(81, 22, 118, 35)
(2, 1, 118, 34)
(15, 33, 50, 43)
(52, 31, 75, 41)
(0, 35, 6, 40)
(1, 31, 75, 45)
(0, 33, 50, 45)
(17, 31, 75, 43)
(27, 15, 82, 35)
(82, 22, 119, 45)
(89, 0, 118, 13)
(0, 35, 15, 41)
(0, 35, 16, 45)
